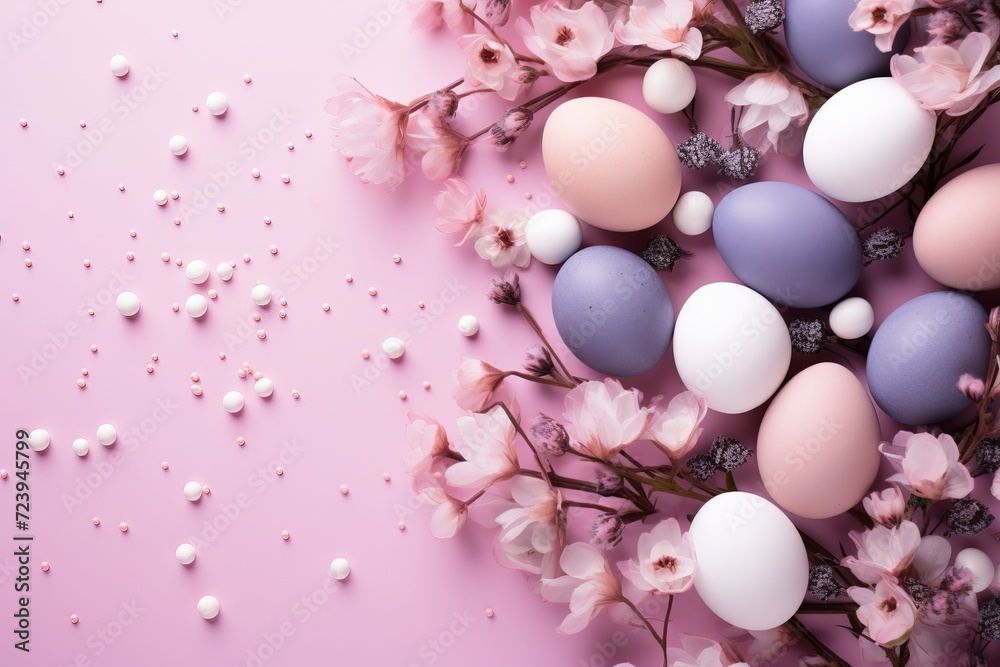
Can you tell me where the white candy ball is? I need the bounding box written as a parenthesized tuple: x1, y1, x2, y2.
(153, 189, 168, 206)
(185, 294, 209, 319)
(330, 557, 351, 580)
(250, 283, 271, 306)
(175, 543, 197, 565)
(382, 337, 405, 359)
(96, 423, 117, 446)
(642, 58, 697, 115)
(829, 297, 875, 340)
(672, 191, 714, 236)
(185, 260, 210, 284)
(222, 390, 244, 414)
(216, 262, 234, 281)
(183, 481, 203, 502)
(168, 134, 188, 156)
(955, 548, 995, 593)
(525, 209, 582, 265)
(197, 595, 220, 619)
(458, 315, 479, 337)
(109, 54, 130, 77)
(116, 291, 140, 317)
(27, 429, 50, 452)
(206, 91, 228, 116)
(72, 438, 89, 457)
(254, 377, 274, 398)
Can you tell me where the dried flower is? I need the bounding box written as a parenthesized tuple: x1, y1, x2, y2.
(686, 454, 717, 481)
(808, 565, 844, 602)
(642, 235, 693, 271)
(595, 469, 624, 495)
(483, 0, 511, 27)
(926, 9, 970, 46)
(709, 435, 752, 472)
(676, 132, 724, 169)
(863, 227, 904, 261)
(524, 345, 556, 377)
(924, 566, 975, 618)
(945, 497, 994, 535)
(902, 577, 933, 606)
(788, 318, 829, 355)
(490, 108, 533, 151)
(426, 90, 459, 120)
(975, 437, 1000, 474)
(957, 373, 986, 401)
(717, 145, 759, 180)
(488, 271, 521, 306)
(743, 0, 785, 34)
(591, 514, 625, 550)
(531, 412, 570, 456)
(979, 597, 1000, 641)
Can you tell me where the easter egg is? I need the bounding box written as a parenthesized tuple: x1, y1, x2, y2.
(830, 297, 875, 339)
(525, 209, 583, 265)
(867, 291, 991, 425)
(672, 282, 790, 414)
(690, 492, 809, 631)
(542, 97, 681, 232)
(713, 182, 862, 307)
(552, 246, 674, 377)
(758, 363, 881, 519)
(642, 58, 697, 114)
(672, 191, 714, 236)
(913, 163, 1000, 291)
(804, 78, 936, 203)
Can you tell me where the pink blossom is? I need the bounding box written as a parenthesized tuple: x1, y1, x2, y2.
(458, 33, 521, 101)
(911, 535, 952, 585)
(842, 521, 922, 584)
(474, 208, 531, 268)
(957, 372, 986, 401)
(325, 76, 409, 189)
(563, 379, 654, 461)
(420, 486, 468, 538)
(446, 402, 519, 488)
(494, 476, 565, 577)
(892, 32, 1000, 116)
(848, 0, 917, 53)
(644, 391, 708, 460)
(403, 411, 454, 490)
(619, 518, 697, 594)
(863, 486, 906, 528)
(541, 542, 623, 634)
(515, 2, 615, 82)
(993, 470, 1000, 501)
(407, 0, 475, 33)
(613, 0, 704, 59)
(405, 111, 469, 180)
(669, 634, 748, 667)
(849, 577, 918, 647)
(433, 178, 487, 245)
(452, 355, 506, 410)
(879, 431, 974, 500)
(724, 72, 809, 154)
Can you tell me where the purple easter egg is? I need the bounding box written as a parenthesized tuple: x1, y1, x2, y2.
(552, 246, 674, 377)
(867, 292, 991, 425)
(785, 0, 910, 90)
(713, 182, 862, 308)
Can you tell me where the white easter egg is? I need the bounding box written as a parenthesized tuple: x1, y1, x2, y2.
(829, 297, 874, 339)
(525, 209, 583, 265)
(672, 191, 714, 236)
(642, 58, 697, 115)
(955, 548, 995, 593)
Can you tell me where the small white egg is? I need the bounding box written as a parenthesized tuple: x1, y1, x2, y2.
(222, 390, 244, 414)
(185, 294, 209, 318)
(175, 543, 197, 565)
(109, 54, 130, 77)
(829, 297, 875, 340)
(72, 438, 89, 457)
(116, 291, 140, 317)
(168, 134, 188, 156)
(254, 377, 274, 398)
(196, 595, 220, 619)
(206, 92, 228, 116)
(96, 423, 117, 446)
(458, 315, 479, 337)
(955, 548, 995, 593)
(183, 481, 203, 502)
(382, 337, 404, 360)
(250, 283, 271, 306)
(330, 557, 351, 580)
(185, 260, 209, 284)
(153, 189, 168, 206)
(525, 209, 582, 265)
(672, 191, 714, 236)
(642, 58, 697, 115)
(27, 429, 50, 452)
(216, 262, 234, 281)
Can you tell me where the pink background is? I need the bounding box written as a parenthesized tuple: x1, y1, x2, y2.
(2, 1, 1000, 666)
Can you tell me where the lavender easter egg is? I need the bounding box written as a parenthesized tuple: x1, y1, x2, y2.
(785, 0, 910, 90)
(713, 182, 862, 307)
(867, 292, 991, 425)
(552, 246, 674, 377)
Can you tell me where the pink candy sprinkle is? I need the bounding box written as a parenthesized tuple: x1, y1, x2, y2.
(287, 143, 294, 151)
(150, 353, 159, 362)
(208, 289, 218, 300)
(423, 381, 431, 390)
(339, 484, 349, 495)
(191, 104, 199, 112)
(278, 310, 287, 319)
(220, 352, 227, 360)
(191, 385, 203, 396)
(56, 167, 65, 175)
(524, 192, 532, 200)
(77, 378, 87, 388)
(236, 436, 245, 446)
(171, 303, 180, 312)
(119, 522, 128, 532)
(275, 466, 284, 476)
(70, 614, 79, 624)
(252, 371, 262, 381)
(88, 308, 95, 316)
(83, 259, 91, 268)
(268, 245, 278, 255)
(125, 252, 134, 261)
(417, 301, 425, 309)
(281, 530, 290, 540)
(519, 160, 527, 169)
(11, 294, 19, 302)
(161, 462, 169, 470)
(237, 368, 248, 379)
(0, 469, 7, 479)
(81, 368, 89, 376)
(256, 330, 266, 340)
(392, 253, 401, 264)
(252, 314, 261, 323)
(202, 485, 211, 495)
(21, 241, 30, 251)
(170, 190, 179, 200)
(280, 174, 290, 184)
(304, 129, 312, 138)
(191, 372, 200, 382)
(160, 252, 170, 262)
(322, 303, 330, 312)
(398, 522, 406, 530)
(242, 254, 251, 263)
(171, 29, 178, 37)
(383, 473, 391, 482)
(291, 390, 300, 399)
(506, 174, 514, 183)
(361, 349, 370, 359)
(93, 517, 100, 526)
(118, 183, 125, 191)
(173, 217, 181, 226)
(485, 608, 495, 618)
(243, 74, 252, 83)
(41, 562, 50, 572)
(380, 304, 388, 313)
(251, 168, 260, 179)
(145, 364, 154, 374)
(263, 216, 271, 225)
(90, 345, 98, 352)
(18, 118, 27, 127)
(217, 203, 225, 212)
(368, 287, 377, 296)
(345, 274, 353, 283)
(24, 258, 32, 267)
(80, 121, 87, 128)
(398, 391, 407, 400)
(129, 230, 137, 238)
(68, 211, 74, 218)
(279, 298, 287, 306)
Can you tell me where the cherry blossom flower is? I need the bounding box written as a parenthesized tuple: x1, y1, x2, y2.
(619, 518, 697, 594)
(669, 634, 748, 667)
(420, 485, 469, 538)
(433, 178, 487, 245)
(613, 0, 704, 59)
(446, 402, 519, 488)
(407, 0, 475, 33)
(493, 476, 565, 577)
(849, 576, 918, 647)
(724, 71, 809, 154)
(863, 485, 906, 528)
(541, 542, 624, 634)
(474, 208, 531, 268)
(325, 76, 409, 189)
(879, 431, 974, 500)
(405, 110, 470, 180)
(644, 391, 708, 460)
(892, 32, 1000, 116)
(563, 379, 654, 461)
(458, 33, 521, 100)
(911, 534, 952, 585)
(848, 0, 917, 52)
(516, 2, 615, 82)
(452, 355, 506, 410)
(842, 521, 922, 584)
(403, 411, 454, 490)
(957, 372, 986, 401)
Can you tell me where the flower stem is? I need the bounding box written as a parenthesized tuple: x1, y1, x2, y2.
(621, 595, 664, 651)
(481, 401, 554, 486)
(661, 595, 675, 667)
(563, 500, 614, 512)
(516, 304, 580, 386)
(787, 615, 852, 667)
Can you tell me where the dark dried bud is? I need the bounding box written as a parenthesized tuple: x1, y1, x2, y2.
(594, 469, 624, 495)
(980, 597, 1000, 641)
(483, 0, 511, 27)
(490, 108, 533, 152)
(709, 435, 752, 472)
(717, 145, 760, 180)
(744, 0, 785, 34)
(590, 513, 625, 550)
(903, 577, 933, 605)
(488, 271, 520, 306)
(686, 454, 717, 482)
(677, 132, 724, 170)
(808, 565, 844, 602)
(863, 227, 903, 261)
(427, 90, 459, 120)
(531, 412, 570, 456)
(945, 497, 994, 535)
(976, 437, 1000, 474)
(643, 235, 693, 271)
(789, 318, 829, 355)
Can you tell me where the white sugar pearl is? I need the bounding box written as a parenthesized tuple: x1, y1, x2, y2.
(153, 189, 168, 206)
(250, 283, 271, 306)
(183, 481, 203, 502)
(672, 191, 714, 236)
(216, 262, 234, 281)
(96, 423, 117, 446)
(116, 291, 140, 317)
(206, 91, 228, 116)
(330, 557, 351, 580)
(382, 337, 404, 359)
(525, 209, 582, 265)
(109, 54, 130, 77)
(185, 294, 209, 318)
(186, 260, 209, 284)
(72, 438, 89, 457)
(175, 543, 197, 565)
(458, 315, 479, 337)
(254, 377, 274, 398)
(955, 548, 994, 593)
(197, 595, 220, 619)
(642, 58, 697, 115)
(168, 134, 188, 156)
(829, 297, 875, 340)
(222, 390, 244, 414)
(27, 429, 50, 452)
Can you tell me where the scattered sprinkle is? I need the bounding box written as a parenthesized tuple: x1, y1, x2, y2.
(423, 381, 431, 390)
(281, 530, 290, 540)
(368, 287, 377, 296)
(281, 174, 290, 184)
(118, 522, 128, 533)
(485, 608, 495, 618)
(519, 160, 527, 169)
(398, 522, 406, 530)
(161, 462, 169, 470)
(41, 562, 50, 572)
(322, 303, 331, 312)
(19, 118, 27, 127)
(70, 614, 79, 625)
(345, 274, 353, 283)
(251, 168, 260, 179)
(383, 473, 391, 482)
(291, 389, 300, 399)
(191, 385, 203, 396)
(506, 174, 514, 183)
(304, 129, 312, 138)
(361, 349, 370, 359)
(398, 391, 407, 400)
(339, 484, 349, 495)
(392, 253, 401, 264)
(275, 467, 284, 476)
(236, 437, 246, 446)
